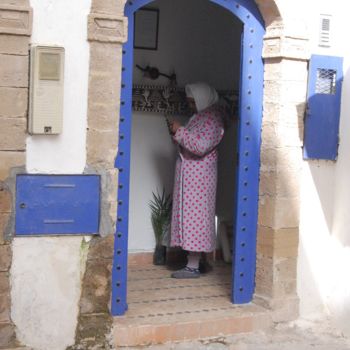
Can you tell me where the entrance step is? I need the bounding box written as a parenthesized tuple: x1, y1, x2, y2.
(112, 262, 272, 347)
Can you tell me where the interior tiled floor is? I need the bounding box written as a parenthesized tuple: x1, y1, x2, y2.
(127, 262, 231, 317)
(113, 261, 271, 347)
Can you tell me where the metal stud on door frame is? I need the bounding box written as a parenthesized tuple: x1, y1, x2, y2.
(112, 0, 265, 315)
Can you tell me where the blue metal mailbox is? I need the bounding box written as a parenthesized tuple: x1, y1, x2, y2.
(15, 175, 100, 235)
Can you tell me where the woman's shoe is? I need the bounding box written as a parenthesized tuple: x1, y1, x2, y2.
(171, 266, 200, 279)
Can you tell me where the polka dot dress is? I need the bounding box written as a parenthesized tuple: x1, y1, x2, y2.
(170, 106, 224, 253)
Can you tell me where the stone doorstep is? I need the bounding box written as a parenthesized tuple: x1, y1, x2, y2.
(113, 306, 272, 347)
(112, 261, 272, 347)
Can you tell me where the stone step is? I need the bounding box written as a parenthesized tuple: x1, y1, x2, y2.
(112, 263, 272, 347)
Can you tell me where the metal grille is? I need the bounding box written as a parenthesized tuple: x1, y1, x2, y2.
(322, 18, 330, 31)
(316, 68, 337, 94)
(319, 14, 331, 47)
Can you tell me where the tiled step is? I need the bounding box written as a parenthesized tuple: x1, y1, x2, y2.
(112, 263, 272, 347)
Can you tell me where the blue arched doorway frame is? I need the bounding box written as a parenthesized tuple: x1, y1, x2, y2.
(112, 0, 265, 316)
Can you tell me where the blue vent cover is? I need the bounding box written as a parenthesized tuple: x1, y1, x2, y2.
(15, 175, 100, 235)
(304, 55, 344, 160)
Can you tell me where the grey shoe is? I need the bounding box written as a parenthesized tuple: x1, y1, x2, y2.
(171, 266, 200, 279)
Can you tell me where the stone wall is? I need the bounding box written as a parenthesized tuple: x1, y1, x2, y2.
(86, 1, 127, 233)
(0, 1, 32, 348)
(69, 235, 114, 349)
(255, 17, 309, 321)
(70, 0, 128, 347)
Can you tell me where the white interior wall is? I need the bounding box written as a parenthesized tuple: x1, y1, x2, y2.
(132, 0, 242, 88)
(129, 0, 242, 252)
(11, 1, 92, 349)
(129, 113, 180, 251)
(298, 0, 350, 336)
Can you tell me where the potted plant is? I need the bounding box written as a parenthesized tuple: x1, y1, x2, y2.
(149, 189, 172, 265)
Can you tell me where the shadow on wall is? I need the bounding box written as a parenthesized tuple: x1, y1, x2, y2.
(330, 66, 350, 247)
(305, 158, 335, 236)
(296, 93, 327, 317)
(298, 241, 325, 315)
(152, 151, 176, 193)
(216, 118, 238, 222)
(298, 67, 350, 328)
(304, 69, 348, 246)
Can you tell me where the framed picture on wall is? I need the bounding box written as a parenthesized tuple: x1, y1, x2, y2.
(134, 8, 159, 50)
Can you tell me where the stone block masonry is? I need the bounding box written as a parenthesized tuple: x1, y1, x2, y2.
(70, 1, 128, 348)
(255, 19, 309, 321)
(0, 1, 32, 348)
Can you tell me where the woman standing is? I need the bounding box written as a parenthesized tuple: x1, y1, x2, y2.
(170, 82, 225, 278)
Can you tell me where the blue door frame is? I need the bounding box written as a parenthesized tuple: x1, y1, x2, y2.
(112, 0, 265, 316)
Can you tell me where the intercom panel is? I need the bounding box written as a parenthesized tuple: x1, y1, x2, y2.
(29, 45, 65, 134)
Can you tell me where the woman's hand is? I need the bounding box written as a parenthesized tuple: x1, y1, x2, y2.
(171, 120, 181, 134)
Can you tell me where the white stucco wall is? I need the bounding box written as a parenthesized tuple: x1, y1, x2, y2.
(298, 0, 350, 336)
(129, 0, 241, 252)
(26, 0, 91, 174)
(11, 237, 86, 350)
(10, 1, 92, 349)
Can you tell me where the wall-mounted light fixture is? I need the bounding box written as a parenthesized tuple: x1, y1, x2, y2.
(136, 64, 177, 85)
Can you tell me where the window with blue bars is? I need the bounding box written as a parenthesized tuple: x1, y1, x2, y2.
(304, 55, 343, 160)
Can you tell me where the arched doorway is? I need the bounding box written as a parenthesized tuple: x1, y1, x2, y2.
(113, 0, 265, 316)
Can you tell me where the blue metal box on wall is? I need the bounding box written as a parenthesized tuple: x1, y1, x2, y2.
(15, 175, 101, 235)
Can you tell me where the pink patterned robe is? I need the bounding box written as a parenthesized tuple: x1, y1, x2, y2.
(170, 106, 224, 252)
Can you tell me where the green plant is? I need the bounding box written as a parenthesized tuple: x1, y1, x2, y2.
(149, 189, 172, 246)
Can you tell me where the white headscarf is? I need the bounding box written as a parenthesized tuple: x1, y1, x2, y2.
(185, 82, 219, 113)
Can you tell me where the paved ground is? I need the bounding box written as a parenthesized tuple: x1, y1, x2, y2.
(120, 318, 350, 350)
(7, 318, 350, 349)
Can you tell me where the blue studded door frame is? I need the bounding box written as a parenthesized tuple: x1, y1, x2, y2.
(112, 0, 265, 315)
